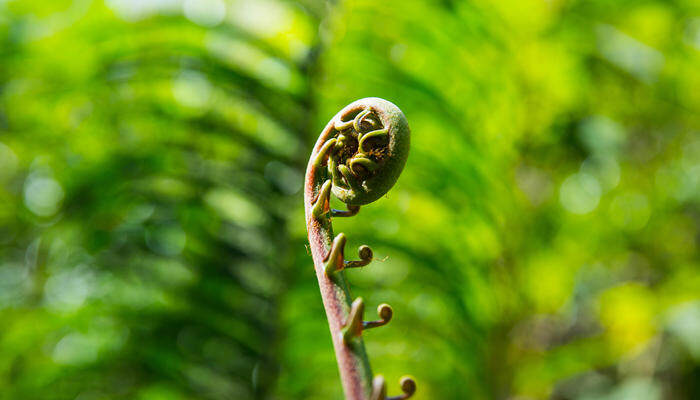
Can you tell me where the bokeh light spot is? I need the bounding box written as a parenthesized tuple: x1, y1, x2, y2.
(23, 175, 65, 217)
(559, 173, 601, 214)
(183, 0, 225, 27)
(44, 266, 93, 312)
(609, 193, 651, 230)
(172, 71, 212, 110)
(52, 332, 98, 365)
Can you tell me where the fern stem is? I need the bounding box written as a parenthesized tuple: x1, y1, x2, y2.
(304, 98, 413, 400)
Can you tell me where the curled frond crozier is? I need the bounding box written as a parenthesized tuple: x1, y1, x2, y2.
(316, 98, 410, 206)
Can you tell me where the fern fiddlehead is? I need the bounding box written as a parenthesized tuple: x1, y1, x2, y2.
(304, 98, 414, 400)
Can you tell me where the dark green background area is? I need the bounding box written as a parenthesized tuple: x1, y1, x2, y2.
(0, 0, 698, 399)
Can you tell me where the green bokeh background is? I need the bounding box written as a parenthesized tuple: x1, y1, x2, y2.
(0, 0, 698, 399)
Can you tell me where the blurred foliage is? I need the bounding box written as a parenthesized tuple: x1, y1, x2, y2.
(0, 0, 698, 399)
